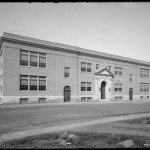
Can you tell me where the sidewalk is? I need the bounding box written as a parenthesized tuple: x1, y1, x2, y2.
(1, 112, 150, 143)
(1, 100, 150, 109)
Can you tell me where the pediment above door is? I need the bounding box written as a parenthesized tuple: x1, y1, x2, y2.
(95, 67, 114, 78)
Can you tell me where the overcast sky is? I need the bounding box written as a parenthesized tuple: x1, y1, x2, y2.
(0, 2, 150, 62)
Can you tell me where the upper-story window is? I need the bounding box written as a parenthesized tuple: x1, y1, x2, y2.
(140, 68, 149, 78)
(107, 66, 111, 71)
(30, 52, 38, 67)
(64, 67, 70, 77)
(81, 62, 92, 72)
(129, 74, 133, 82)
(20, 50, 29, 66)
(20, 50, 46, 68)
(39, 53, 46, 67)
(114, 67, 122, 75)
(96, 64, 99, 69)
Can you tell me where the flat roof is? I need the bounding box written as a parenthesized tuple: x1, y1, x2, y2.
(1, 32, 150, 67)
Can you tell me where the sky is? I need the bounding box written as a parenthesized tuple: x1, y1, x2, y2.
(0, 2, 150, 62)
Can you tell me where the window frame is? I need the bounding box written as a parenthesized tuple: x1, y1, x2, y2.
(20, 50, 29, 66)
(20, 75, 29, 91)
(114, 83, 122, 92)
(39, 76, 46, 91)
(114, 67, 123, 76)
(64, 67, 70, 77)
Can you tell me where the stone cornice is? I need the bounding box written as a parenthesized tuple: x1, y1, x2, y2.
(1, 33, 150, 68)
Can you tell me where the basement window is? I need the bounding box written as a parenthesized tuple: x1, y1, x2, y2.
(20, 98, 29, 104)
(38, 98, 46, 103)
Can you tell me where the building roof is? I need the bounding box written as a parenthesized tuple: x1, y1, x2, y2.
(1, 32, 150, 67)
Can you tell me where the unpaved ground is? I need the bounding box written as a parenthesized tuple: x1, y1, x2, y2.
(0, 117, 150, 148)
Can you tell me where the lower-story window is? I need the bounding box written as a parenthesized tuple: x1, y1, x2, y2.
(30, 76, 38, 90)
(20, 75, 46, 91)
(39, 76, 46, 91)
(140, 83, 149, 92)
(114, 83, 122, 92)
(81, 82, 92, 91)
(20, 75, 28, 90)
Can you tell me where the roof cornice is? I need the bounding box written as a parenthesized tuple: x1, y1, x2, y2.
(1, 33, 150, 68)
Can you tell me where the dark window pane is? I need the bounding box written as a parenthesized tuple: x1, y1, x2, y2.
(87, 87, 91, 91)
(81, 87, 86, 91)
(87, 68, 91, 72)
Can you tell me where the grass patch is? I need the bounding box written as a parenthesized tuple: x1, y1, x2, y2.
(121, 117, 150, 124)
(0, 131, 150, 148)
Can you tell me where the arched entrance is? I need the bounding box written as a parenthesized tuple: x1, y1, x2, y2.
(101, 81, 106, 99)
(64, 86, 71, 102)
(129, 88, 133, 100)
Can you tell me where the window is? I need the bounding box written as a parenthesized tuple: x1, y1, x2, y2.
(20, 50, 29, 66)
(20, 75, 46, 91)
(87, 97, 92, 101)
(38, 98, 46, 103)
(30, 76, 38, 90)
(81, 82, 92, 91)
(20, 98, 29, 104)
(87, 63, 92, 72)
(81, 82, 86, 91)
(114, 67, 122, 75)
(81, 97, 92, 102)
(81, 62, 92, 72)
(114, 83, 122, 92)
(115, 96, 122, 100)
(140, 96, 144, 99)
(140, 83, 149, 92)
(87, 82, 92, 91)
(39, 53, 46, 67)
(107, 66, 111, 71)
(96, 64, 99, 69)
(64, 67, 70, 77)
(81, 62, 86, 72)
(20, 50, 46, 68)
(20, 75, 28, 90)
(140, 68, 149, 78)
(81, 97, 86, 102)
(30, 52, 38, 67)
(129, 74, 133, 82)
(39, 76, 46, 91)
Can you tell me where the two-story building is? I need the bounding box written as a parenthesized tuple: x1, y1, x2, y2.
(0, 32, 150, 104)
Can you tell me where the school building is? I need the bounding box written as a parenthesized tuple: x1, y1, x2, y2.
(0, 32, 150, 104)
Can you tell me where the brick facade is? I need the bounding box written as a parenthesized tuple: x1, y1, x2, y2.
(0, 32, 150, 104)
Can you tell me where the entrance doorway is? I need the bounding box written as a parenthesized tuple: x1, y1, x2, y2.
(64, 86, 71, 102)
(129, 88, 133, 100)
(101, 81, 106, 99)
